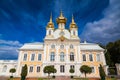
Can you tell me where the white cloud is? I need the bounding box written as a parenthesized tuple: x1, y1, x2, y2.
(80, 0, 120, 44)
(0, 39, 23, 59)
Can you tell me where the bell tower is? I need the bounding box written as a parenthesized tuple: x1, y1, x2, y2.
(70, 15, 78, 37)
(46, 13, 54, 36)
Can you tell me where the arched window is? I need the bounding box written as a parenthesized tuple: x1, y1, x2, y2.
(50, 52, 55, 61)
(60, 52, 65, 61)
(49, 30, 51, 35)
(2, 65, 7, 72)
(73, 31, 75, 35)
(70, 44, 73, 49)
(60, 44, 64, 49)
(51, 44, 55, 48)
(70, 52, 74, 61)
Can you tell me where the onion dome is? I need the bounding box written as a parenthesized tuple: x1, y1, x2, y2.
(70, 15, 77, 29)
(46, 13, 54, 29)
(56, 11, 67, 24)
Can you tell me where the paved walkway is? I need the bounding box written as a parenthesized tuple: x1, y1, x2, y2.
(55, 76, 70, 80)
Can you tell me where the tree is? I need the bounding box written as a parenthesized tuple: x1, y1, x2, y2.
(106, 40, 120, 67)
(21, 64, 28, 80)
(80, 65, 92, 78)
(69, 68, 75, 78)
(52, 68, 57, 78)
(99, 64, 106, 80)
(9, 68, 16, 78)
(43, 66, 56, 80)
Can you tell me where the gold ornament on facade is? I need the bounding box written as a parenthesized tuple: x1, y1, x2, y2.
(60, 35, 65, 41)
(46, 13, 54, 29)
(70, 15, 77, 29)
(56, 10, 67, 24)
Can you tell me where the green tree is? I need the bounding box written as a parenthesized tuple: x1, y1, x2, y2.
(9, 68, 16, 78)
(21, 64, 28, 80)
(80, 65, 92, 78)
(69, 68, 75, 78)
(43, 66, 56, 80)
(99, 64, 106, 80)
(106, 40, 120, 67)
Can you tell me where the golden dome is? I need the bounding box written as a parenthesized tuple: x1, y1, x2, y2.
(46, 13, 54, 29)
(56, 11, 67, 24)
(70, 15, 77, 29)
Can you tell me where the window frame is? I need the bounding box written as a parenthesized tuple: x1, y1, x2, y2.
(50, 52, 55, 61)
(70, 52, 74, 61)
(82, 54, 86, 61)
(23, 53, 27, 61)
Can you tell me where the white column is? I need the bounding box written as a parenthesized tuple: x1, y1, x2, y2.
(16, 51, 22, 77)
(66, 45, 69, 62)
(56, 45, 59, 62)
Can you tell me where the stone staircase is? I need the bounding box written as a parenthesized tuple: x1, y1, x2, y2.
(55, 76, 70, 80)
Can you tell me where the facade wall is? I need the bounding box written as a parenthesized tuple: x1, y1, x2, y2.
(0, 60, 17, 76)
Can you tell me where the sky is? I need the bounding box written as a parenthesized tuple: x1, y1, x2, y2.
(0, 0, 120, 60)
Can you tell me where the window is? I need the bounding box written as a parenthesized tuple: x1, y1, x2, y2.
(60, 65, 65, 73)
(60, 45, 64, 49)
(23, 54, 27, 61)
(70, 65, 74, 70)
(70, 52, 74, 61)
(29, 66, 33, 72)
(70, 44, 73, 49)
(38, 54, 41, 61)
(49, 30, 51, 35)
(37, 66, 40, 72)
(89, 54, 93, 61)
(2, 65, 7, 72)
(96, 54, 100, 61)
(91, 67, 94, 73)
(51, 45, 55, 48)
(50, 52, 55, 61)
(82, 54, 86, 61)
(31, 54, 35, 61)
(60, 52, 65, 61)
(73, 31, 75, 35)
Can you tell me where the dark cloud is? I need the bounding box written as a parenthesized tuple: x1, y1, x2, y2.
(80, 0, 120, 44)
(0, 0, 114, 59)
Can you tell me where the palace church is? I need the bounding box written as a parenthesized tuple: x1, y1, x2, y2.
(0, 11, 108, 78)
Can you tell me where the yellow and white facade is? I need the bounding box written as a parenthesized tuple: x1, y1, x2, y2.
(16, 11, 108, 78)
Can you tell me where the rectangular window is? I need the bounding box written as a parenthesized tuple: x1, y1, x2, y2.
(37, 66, 40, 72)
(50, 52, 55, 61)
(38, 54, 41, 61)
(31, 54, 35, 61)
(96, 54, 100, 61)
(29, 66, 33, 72)
(91, 67, 94, 73)
(82, 54, 86, 61)
(23, 54, 27, 61)
(89, 54, 93, 61)
(70, 65, 74, 70)
(60, 65, 65, 73)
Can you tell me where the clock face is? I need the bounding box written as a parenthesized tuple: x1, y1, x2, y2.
(59, 31, 65, 36)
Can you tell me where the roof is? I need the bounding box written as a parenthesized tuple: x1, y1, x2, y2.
(80, 42, 104, 51)
(20, 42, 43, 50)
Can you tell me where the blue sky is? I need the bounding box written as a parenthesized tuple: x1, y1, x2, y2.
(0, 0, 120, 60)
